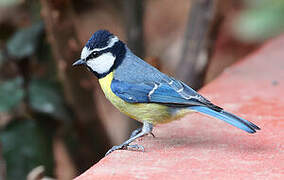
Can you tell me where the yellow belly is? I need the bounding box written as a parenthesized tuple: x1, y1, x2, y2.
(98, 72, 193, 124)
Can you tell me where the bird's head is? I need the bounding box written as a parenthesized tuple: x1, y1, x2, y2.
(72, 30, 126, 78)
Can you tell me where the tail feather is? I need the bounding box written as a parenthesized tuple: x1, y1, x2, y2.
(221, 111, 260, 130)
(189, 106, 260, 133)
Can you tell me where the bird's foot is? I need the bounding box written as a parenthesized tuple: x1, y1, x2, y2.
(130, 127, 155, 139)
(105, 122, 153, 156)
(128, 144, 145, 152)
(105, 143, 144, 156)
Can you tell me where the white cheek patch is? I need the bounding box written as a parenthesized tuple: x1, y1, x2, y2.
(86, 52, 115, 74)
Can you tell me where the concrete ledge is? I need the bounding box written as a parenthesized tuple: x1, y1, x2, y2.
(75, 35, 284, 179)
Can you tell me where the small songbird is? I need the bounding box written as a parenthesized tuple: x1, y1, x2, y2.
(73, 30, 260, 156)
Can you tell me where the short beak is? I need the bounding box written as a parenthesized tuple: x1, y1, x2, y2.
(72, 59, 86, 67)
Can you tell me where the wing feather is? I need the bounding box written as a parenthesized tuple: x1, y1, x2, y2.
(111, 78, 222, 110)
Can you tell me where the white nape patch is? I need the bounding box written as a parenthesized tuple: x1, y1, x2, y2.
(86, 52, 115, 74)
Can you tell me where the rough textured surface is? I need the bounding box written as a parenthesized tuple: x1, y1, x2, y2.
(75, 35, 284, 180)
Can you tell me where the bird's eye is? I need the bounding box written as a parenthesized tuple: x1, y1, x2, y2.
(87, 52, 100, 60)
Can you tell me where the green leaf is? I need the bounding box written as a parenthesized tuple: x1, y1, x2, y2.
(0, 119, 54, 180)
(232, 0, 284, 42)
(0, 0, 22, 7)
(29, 79, 71, 122)
(0, 49, 6, 66)
(0, 78, 24, 112)
(6, 22, 44, 59)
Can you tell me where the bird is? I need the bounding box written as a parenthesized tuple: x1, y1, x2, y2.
(72, 30, 260, 156)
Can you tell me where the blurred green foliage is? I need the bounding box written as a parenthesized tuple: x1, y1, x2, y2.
(0, 0, 21, 7)
(0, 50, 5, 65)
(0, 119, 54, 180)
(6, 22, 44, 59)
(29, 79, 71, 122)
(0, 78, 23, 112)
(0, 0, 105, 178)
(0, 6, 68, 178)
(0, 21, 58, 178)
(232, 0, 284, 42)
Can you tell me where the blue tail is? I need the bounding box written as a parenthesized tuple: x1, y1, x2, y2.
(189, 106, 260, 133)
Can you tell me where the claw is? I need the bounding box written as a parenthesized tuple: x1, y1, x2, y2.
(105, 143, 145, 156)
(105, 144, 127, 156)
(150, 132, 155, 138)
(128, 144, 145, 152)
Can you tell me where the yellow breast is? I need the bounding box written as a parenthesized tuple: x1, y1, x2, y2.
(98, 72, 193, 124)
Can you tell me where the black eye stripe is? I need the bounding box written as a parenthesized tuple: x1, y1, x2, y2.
(87, 51, 101, 60)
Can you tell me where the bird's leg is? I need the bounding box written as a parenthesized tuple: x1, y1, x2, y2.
(105, 121, 153, 156)
(129, 127, 142, 138)
(130, 127, 155, 139)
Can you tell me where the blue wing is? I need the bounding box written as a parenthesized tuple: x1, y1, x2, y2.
(111, 78, 221, 110)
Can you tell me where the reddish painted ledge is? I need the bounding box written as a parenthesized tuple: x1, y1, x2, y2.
(75, 35, 284, 180)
